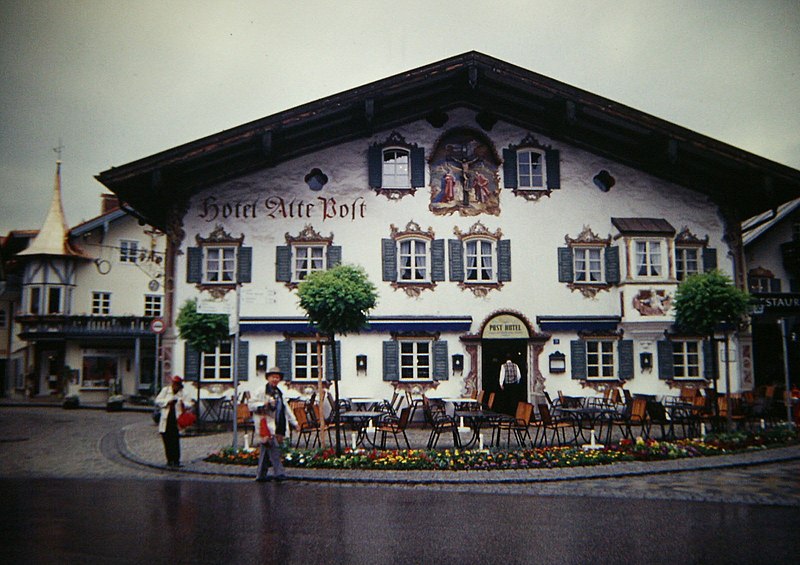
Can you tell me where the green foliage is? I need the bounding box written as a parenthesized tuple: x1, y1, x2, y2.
(175, 299, 229, 353)
(297, 265, 378, 336)
(673, 270, 751, 335)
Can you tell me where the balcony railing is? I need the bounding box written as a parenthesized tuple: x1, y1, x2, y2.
(17, 315, 157, 339)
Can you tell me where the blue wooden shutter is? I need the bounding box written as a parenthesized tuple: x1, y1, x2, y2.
(382, 341, 399, 381)
(618, 340, 634, 380)
(410, 146, 425, 188)
(381, 239, 397, 282)
(502, 148, 518, 189)
(237, 247, 252, 283)
(184, 342, 200, 381)
(657, 340, 674, 380)
(702, 248, 718, 272)
(325, 340, 341, 381)
(276, 246, 292, 282)
(187, 247, 203, 283)
(570, 340, 587, 380)
(432, 341, 449, 381)
(605, 246, 620, 284)
(276, 340, 293, 382)
(449, 240, 464, 281)
(703, 340, 715, 380)
(327, 246, 342, 269)
(497, 239, 511, 282)
(237, 340, 249, 381)
(368, 145, 383, 188)
(770, 278, 782, 292)
(431, 239, 446, 282)
(558, 248, 574, 283)
(545, 149, 560, 189)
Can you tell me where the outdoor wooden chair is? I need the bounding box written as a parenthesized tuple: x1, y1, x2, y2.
(292, 405, 320, 448)
(645, 400, 676, 440)
(496, 401, 533, 448)
(405, 390, 424, 424)
(613, 396, 648, 439)
(377, 406, 412, 449)
(535, 403, 574, 446)
(427, 409, 460, 449)
(236, 402, 254, 445)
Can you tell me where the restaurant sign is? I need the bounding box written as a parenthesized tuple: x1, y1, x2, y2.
(482, 314, 530, 339)
(751, 293, 800, 315)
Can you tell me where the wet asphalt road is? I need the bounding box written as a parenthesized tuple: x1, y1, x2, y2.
(1, 407, 799, 564)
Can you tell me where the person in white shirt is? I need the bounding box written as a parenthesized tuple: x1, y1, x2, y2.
(498, 358, 523, 415)
(154, 376, 194, 467)
(249, 367, 298, 482)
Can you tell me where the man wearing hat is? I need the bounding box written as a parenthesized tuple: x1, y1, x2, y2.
(249, 367, 298, 481)
(155, 376, 194, 467)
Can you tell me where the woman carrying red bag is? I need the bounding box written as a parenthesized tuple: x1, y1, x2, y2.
(155, 375, 194, 468)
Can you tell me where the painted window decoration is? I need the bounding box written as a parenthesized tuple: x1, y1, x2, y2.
(275, 339, 340, 382)
(503, 134, 560, 201)
(92, 291, 111, 315)
(429, 127, 501, 216)
(382, 221, 445, 296)
(144, 294, 162, 317)
(657, 338, 711, 381)
(368, 131, 425, 198)
(382, 338, 449, 382)
(276, 225, 341, 286)
(674, 227, 718, 279)
(449, 222, 510, 296)
(571, 338, 633, 381)
(558, 226, 618, 298)
(675, 246, 699, 281)
(119, 240, 139, 263)
(186, 226, 252, 295)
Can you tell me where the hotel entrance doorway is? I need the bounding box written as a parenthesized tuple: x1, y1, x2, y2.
(481, 338, 527, 415)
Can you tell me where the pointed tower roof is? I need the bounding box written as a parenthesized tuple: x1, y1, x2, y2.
(19, 160, 88, 258)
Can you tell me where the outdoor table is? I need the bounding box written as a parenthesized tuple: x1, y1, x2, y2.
(557, 405, 617, 444)
(199, 395, 231, 422)
(339, 410, 384, 447)
(454, 409, 512, 448)
(441, 398, 480, 412)
(348, 397, 385, 411)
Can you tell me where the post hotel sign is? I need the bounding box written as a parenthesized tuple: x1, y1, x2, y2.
(482, 314, 530, 339)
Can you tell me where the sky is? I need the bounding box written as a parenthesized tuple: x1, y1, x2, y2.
(1, 0, 799, 234)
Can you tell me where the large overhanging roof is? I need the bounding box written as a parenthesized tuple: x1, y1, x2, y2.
(96, 51, 800, 230)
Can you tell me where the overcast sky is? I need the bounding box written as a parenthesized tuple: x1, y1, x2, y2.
(1, 0, 798, 234)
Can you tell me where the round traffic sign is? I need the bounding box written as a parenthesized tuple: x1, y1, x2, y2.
(150, 318, 166, 334)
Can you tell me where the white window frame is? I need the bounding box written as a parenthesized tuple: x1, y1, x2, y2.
(203, 245, 237, 284)
(672, 340, 702, 379)
(397, 237, 430, 283)
(92, 291, 111, 315)
(382, 147, 411, 189)
(586, 340, 615, 380)
(293, 244, 326, 282)
(144, 295, 162, 317)
(28, 285, 65, 315)
(675, 246, 700, 281)
(464, 238, 496, 283)
(399, 339, 432, 380)
(293, 340, 323, 381)
(517, 148, 546, 190)
(120, 240, 139, 264)
(573, 246, 604, 283)
(201, 341, 233, 382)
(633, 239, 665, 279)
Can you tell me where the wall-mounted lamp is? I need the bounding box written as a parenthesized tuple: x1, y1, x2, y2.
(640, 352, 653, 371)
(549, 351, 566, 373)
(452, 354, 464, 372)
(256, 354, 268, 373)
(356, 354, 367, 372)
(593, 170, 616, 192)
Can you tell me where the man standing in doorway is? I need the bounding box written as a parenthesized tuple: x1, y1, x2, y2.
(499, 357, 522, 415)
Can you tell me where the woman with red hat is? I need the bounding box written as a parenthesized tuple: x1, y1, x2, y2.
(155, 375, 194, 467)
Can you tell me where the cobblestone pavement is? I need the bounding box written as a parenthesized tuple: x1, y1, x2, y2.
(2, 405, 800, 506)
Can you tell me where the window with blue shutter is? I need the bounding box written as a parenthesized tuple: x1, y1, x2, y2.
(431, 239, 446, 282)
(703, 340, 715, 380)
(369, 132, 425, 191)
(326, 246, 342, 269)
(184, 342, 200, 381)
(449, 240, 465, 282)
(276, 246, 292, 282)
(410, 146, 425, 188)
(702, 248, 717, 272)
(237, 247, 252, 283)
(570, 340, 587, 380)
(276, 340, 293, 382)
(381, 239, 398, 282)
(187, 247, 203, 283)
(368, 145, 383, 188)
(432, 341, 449, 380)
(325, 340, 341, 381)
(617, 340, 634, 380)
(502, 148, 518, 189)
(545, 149, 560, 190)
(237, 340, 249, 381)
(558, 248, 574, 283)
(657, 340, 674, 380)
(382, 341, 399, 381)
(502, 140, 559, 190)
(497, 240, 511, 282)
(605, 246, 620, 284)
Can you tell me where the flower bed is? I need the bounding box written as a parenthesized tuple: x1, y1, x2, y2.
(204, 427, 797, 471)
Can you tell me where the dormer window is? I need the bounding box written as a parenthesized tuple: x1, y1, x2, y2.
(611, 217, 675, 282)
(368, 132, 425, 197)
